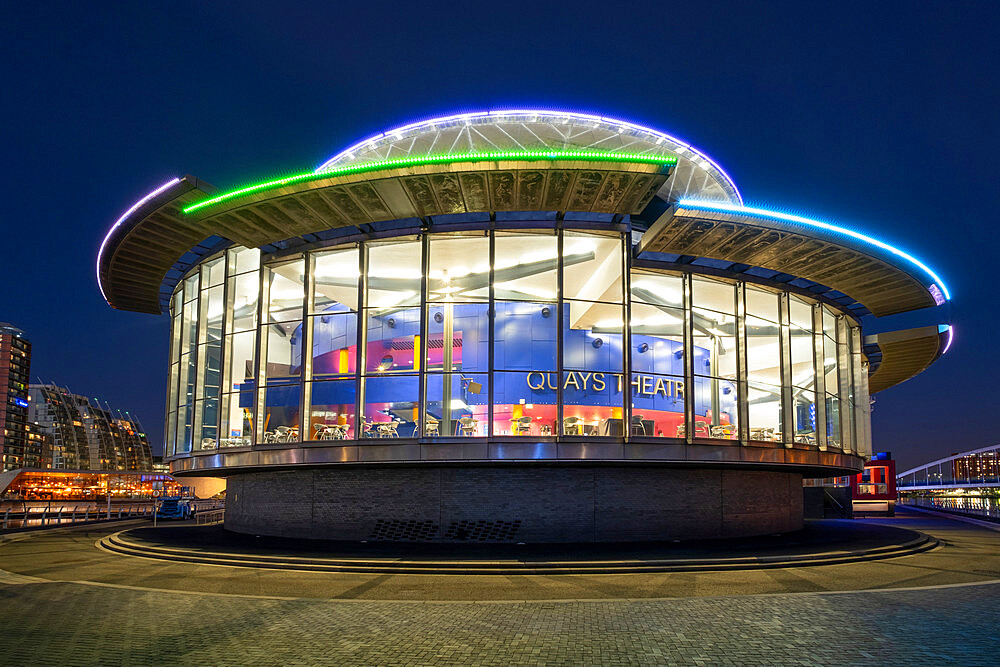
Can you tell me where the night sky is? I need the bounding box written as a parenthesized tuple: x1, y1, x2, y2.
(3, 2, 997, 471)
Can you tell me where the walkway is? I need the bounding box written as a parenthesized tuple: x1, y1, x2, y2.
(1, 509, 998, 665)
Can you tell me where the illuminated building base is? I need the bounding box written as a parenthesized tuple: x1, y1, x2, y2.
(224, 466, 804, 542)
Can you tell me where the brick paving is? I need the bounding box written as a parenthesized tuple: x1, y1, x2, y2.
(0, 578, 998, 665)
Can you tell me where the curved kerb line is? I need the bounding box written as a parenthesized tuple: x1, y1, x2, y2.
(182, 151, 678, 215)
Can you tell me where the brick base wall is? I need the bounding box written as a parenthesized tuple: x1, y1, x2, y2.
(225, 465, 803, 542)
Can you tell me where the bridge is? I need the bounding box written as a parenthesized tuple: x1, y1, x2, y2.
(897, 443, 1000, 490)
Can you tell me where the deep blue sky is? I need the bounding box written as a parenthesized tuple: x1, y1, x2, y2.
(2, 2, 996, 470)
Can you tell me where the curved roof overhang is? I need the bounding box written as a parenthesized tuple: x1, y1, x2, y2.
(865, 325, 951, 394)
(636, 202, 947, 318)
(100, 157, 673, 313)
(98, 176, 216, 314)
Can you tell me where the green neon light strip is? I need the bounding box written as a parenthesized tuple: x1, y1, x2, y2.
(182, 150, 678, 214)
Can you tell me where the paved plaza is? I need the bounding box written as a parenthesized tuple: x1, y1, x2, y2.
(1, 510, 998, 665)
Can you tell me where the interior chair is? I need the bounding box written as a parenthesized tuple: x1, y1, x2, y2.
(459, 417, 478, 436)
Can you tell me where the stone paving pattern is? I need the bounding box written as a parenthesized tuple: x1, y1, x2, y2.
(1, 579, 998, 665)
(1, 509, 999, 665)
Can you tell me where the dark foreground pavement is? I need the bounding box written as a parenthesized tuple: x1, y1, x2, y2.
(0, 509, 998, 665)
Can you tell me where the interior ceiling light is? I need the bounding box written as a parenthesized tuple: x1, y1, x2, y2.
(677, 199, 952, 303)
(183, 150, 678, 214)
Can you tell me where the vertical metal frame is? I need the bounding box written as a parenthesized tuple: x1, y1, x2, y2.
(185, 270, 203, 454)
(778, 292, 794, 447)
(487, 227, 496, 436)
(354, 242, 369, 441)
(163, 291, 182, 457)
(252, 263, 269, 444)
(555, 226, 565, 436)
(851, 325, 870, 459)
(682, 272, 694, 444)
(621, 231, 632, 443)
(837, 317, 854, 454)
(192, 267, 208, 450)
(735, 282, 749, 444)
(212, 252, 231, 450)
(812, 303, 827, 450)
(300, 252, 315, 442)
(417, 233, 430, 438)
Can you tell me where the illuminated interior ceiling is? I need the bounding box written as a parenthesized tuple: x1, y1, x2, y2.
(637, 204, 945, 318)
(317, 110, 742, 205)
(865, 325, 950, 394)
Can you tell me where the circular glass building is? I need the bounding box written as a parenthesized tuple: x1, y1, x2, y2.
(99, 110, 952, 542)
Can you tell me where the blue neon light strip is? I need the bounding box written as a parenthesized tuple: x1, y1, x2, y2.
(676, 199, 951, 302)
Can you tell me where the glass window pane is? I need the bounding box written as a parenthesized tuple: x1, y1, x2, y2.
(692, 312, 737, 380)
(364, 308, 419, 374)
(165, 410, 177, 456)
(261, 320, 303, 384)
(267, 260, 305, 322)
(427, 234, 489, 303)
(195, 398, 219, 450)
(312, 246, 359, 314)
(630, 270, 683, 307)
(693, 375, 738, 439)
(177, 403, 193, 453)
(494, 301, 556, 371)
(563, 232, 623, 302)
(564, 300, 623, 372)
(311, 313, 357, 380)
(630, 302, 685, 375)
(492, 370, 556, 436)
(494, 232, 558, 301)
(424, 373, 488, 437)
(180, 352, 196, 406)
(227, 331, 256, 393)
(748, 381, 783, 442)
(563, 370, 623, 436)
(746, 285, 779, 322)
(229, 246, 260, 275)
(426, 302, 488, 374)
(366, 238, 421, 308)
(184, 273, 199, 301)
(794, 388, 817, 444)
(199, 342, 222, 401)
(692, 276, 735, 315)
(201, 285, 224, 343)
(825, 393, 841, 449)
(261, 385, 301, 443)
(823, 333, 838, 393)
(202, 256, 225, 288)
(170, 292, 183, 361)
(630, 373, 685, 438)
(221, 392, 254, 446)
(746, 316, 782, 386)
(788, 295, 812, 329)
(362, 375, 419, 438)
(307, 380, 356, 440)
(790, 322, 815, 391)
(822, 306, 837, 339)
(229, 272, 259, 332)
(181, 297, 198, 351)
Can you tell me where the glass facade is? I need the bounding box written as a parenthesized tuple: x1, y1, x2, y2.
(164, 230, 871, 457)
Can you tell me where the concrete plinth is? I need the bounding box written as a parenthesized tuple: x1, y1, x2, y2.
(225, 465, 803, 542)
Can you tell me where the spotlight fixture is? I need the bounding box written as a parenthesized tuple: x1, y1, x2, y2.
(592, 338, 603, 349)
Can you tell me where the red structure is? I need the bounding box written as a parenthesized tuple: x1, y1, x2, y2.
(851, 452, 896, 515)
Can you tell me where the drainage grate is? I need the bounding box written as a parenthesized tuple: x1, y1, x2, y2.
(444, 520, 522, 542)
(369, 519, 440, 541)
